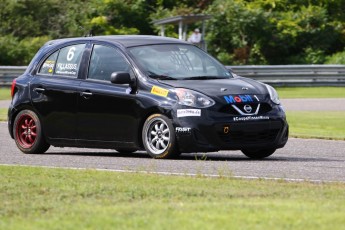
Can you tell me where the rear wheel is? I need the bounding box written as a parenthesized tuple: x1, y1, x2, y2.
(13, 110, 50, 154)
(241, 148, 276, 159)
(142, 114, 179, 159)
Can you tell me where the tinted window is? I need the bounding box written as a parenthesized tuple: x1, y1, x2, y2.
(38, 51, 58, 75)
(88, 45, 130, 81)
(55, 44, 85, 77)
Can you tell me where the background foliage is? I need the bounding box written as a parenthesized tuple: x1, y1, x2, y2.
(0, 0, 344, 65)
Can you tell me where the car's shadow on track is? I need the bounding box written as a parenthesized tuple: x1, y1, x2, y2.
(43, 150, 255, 161)
(43, 150, 338, 162)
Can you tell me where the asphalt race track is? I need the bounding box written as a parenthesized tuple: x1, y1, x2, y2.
(1, 121, 344, 182)
(1, 98, 344, 182)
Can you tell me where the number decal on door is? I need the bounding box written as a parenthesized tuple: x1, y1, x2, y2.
(67, 47, 76, 61)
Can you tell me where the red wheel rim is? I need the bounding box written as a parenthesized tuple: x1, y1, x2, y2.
(16, 114, 37, 148)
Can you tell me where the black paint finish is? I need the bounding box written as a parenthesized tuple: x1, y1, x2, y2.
(8, 35, 288, 154)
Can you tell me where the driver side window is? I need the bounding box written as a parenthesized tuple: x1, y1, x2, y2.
(88, 45, 130, 81)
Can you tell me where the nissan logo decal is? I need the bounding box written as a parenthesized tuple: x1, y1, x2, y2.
(243, 104, 252, 113)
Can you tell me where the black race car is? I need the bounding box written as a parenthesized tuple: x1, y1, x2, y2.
(8, 35, 288, 159)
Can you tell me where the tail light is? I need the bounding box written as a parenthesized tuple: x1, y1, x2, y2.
(11, 79, 16, 98)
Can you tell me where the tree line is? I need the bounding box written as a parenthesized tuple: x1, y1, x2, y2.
(0, 0, 344, 65)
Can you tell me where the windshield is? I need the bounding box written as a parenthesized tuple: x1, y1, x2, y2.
(128, 44, 232, 80)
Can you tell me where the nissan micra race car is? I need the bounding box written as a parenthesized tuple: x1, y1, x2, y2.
(8, 35, 288, 159)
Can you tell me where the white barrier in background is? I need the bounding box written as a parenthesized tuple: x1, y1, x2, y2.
(227, 65, 345, 86)
(1, 65, 345, 87)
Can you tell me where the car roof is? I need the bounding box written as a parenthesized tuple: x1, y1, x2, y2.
(44, 35, 189, 48)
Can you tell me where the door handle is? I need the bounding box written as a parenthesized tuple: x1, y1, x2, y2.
(80, 91, 93, 98)
(34, 87, 45, 93)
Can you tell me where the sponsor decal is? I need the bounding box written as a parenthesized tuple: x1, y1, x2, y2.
(175, 127, 192, 134)
(42, 60, 55, 69)
(224, 95, 254, 104)
(177, 109, 201, 117)
(56, 63, 78, 75)
(41, 60, 55, 74)
(233, 116, 269, 121)
(151, 86, 169, 97)
(57, 63, 77, 71)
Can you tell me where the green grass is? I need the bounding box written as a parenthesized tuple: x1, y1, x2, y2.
(0, 88, 10, 100)
(276, 87, 345, 98)
(0, 108, 7, 121)
(0, 165, 344, 230)
(286, 111, 345, 140)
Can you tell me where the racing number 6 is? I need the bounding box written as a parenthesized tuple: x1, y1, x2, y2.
(67, 47, 76, 61)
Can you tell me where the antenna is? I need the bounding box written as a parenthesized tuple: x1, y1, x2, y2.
(77, 24, 92, 37)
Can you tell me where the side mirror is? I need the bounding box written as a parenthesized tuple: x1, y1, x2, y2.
(110, 72, 132, 84)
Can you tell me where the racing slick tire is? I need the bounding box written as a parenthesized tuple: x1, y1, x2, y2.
(241, 148, 276, 159)
(13, 109, 50, 154)
(142, 114, 179, 159)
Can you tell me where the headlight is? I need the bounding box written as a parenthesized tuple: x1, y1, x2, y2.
(265, 84, 280, 105)
(175, 88, 215, 108)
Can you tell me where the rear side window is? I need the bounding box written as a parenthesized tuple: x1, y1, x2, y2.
(55, 44, 85, 76)
(38, 44, 85, 77)
(38, 51, 58, 75)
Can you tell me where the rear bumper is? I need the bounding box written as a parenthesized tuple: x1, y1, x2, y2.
(7, 104, 16, 139)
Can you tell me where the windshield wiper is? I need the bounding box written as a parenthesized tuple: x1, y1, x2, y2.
(148, 71, 177, 80)
(181, 76, 229, 80)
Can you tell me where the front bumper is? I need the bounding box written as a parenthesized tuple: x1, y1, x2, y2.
(172, 105, 289, 153)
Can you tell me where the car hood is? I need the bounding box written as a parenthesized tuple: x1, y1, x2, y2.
(159, 77, 268, 97)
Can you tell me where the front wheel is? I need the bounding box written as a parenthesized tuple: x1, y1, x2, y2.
(142, 114, 179, 159)
(241, 148, 276, 159)
(13, 110, 50, 154)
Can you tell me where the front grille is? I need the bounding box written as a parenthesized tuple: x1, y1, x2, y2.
(219, 129, 279, 144)
(219, 103, 272, 115)
(217, 121, 282, 144)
